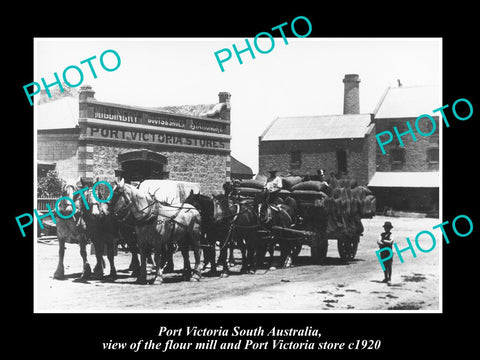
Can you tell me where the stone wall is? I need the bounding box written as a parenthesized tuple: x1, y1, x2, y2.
(91, 142, 228, 194)
(375, 116, 440, 172)
(259, 137, 372, 185)
(37, 130, 80, 184)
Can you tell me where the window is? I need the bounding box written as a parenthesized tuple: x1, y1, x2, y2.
(426, 147, 439, 163)
(391, 148, 406, 163)
(290, 150, 302, 168)
(390, 147, 405, 171)
(336, 149, 347, 174)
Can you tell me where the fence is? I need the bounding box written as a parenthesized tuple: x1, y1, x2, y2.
(37, 198, 58, 213)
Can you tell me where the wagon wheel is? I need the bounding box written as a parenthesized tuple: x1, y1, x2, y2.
(338, 234, 359, 261)
(311, 232, 328, 264)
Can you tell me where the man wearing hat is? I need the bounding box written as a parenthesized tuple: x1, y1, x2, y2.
(377, 221, 395, 283)
(114, 163, 126, 184)
(264, 170, 283, 204)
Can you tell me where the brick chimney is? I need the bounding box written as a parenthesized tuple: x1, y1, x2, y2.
(218, 91, 231, 121)
(218, 91, 231, 104)
(79, 85, 96, 102)
(343, 74, 360, 114)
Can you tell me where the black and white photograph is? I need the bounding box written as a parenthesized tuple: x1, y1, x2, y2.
(8, 7, 479, 356)
(32, 37, 443, 313)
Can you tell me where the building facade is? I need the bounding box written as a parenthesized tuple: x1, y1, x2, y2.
(259, 74, 377, 186)
(258, 76, 440, 214)
(37, 86, 233, 194)
(369, 85, 440, 213)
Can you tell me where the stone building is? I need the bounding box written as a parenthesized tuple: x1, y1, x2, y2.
(258, 74, 376, 186)
(369, 84, 440, 213)
(37, 86, 235, 194)
(230, 156, 253, 180)
(258, 75, 440, 214)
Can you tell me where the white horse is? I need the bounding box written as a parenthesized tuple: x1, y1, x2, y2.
(110, 178, 203, 284)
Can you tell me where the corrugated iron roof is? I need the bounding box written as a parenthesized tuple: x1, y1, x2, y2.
(373, 85, 441, 119)
(260, 114, 373, 141)
(368, 171, 439, 188)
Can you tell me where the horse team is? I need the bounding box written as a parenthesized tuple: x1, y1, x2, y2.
(52, 178, 300, 285)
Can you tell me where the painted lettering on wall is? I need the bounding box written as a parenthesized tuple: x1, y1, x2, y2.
(92, 104, 227, 134)
(88, 126, 228, 150)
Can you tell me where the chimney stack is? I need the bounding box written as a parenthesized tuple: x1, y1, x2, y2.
(218, 91, 231, 121)
(218, 91, 231, 104)
(343, 74, 360, 114)
(79, 85, 96, 102)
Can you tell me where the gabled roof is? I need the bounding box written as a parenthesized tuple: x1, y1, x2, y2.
(373, 85, 440, 119)
(230, 156, 253, 176)
(260, 114, 374, 141)
(368, 171, 439, 188)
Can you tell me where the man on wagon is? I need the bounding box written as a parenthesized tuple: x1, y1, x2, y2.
(265, 170, 283, 204)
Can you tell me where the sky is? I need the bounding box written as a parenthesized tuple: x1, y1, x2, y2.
(34, 38, 442, 173)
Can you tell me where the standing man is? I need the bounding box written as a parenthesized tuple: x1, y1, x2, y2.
(377, 221, 394, 283)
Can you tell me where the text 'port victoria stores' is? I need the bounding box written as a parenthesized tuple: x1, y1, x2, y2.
(80, 100, 231, 152)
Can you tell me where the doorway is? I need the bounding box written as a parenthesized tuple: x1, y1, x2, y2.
(117, 149, 168, 182)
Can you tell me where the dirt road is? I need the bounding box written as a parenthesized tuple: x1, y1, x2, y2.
(35, 216, 441, 312)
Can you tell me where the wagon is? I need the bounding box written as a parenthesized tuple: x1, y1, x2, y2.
(232, 178, 376, 264)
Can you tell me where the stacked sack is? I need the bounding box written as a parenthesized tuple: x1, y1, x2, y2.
(285, 176, 375, 238)
(289, 180, 330, 207)
(233, 179, 266, 196)
(326, 178, 376, 237)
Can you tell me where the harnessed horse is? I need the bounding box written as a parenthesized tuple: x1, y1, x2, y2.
(81, 182, 118, 279)
(53, 183, 91, 280)
(253, 192, 299, 269)
(211, 194, 262, 275)
(184, 191, 231, 276)
(110, 178, 203, 284)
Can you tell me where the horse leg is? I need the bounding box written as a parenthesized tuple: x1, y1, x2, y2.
(218, 227, 233, 278)
(280, 240, 294, 269)
(190, 234, 202, 282)
(267, 241, 277, 270)
(245, 235, 257, 275)
(239, 237, 251, 274)
(125, 230, 140, 276)
(92, 237, 104, 279)
(53, 238, 66, 280)
(149, 242, 162, 285)
(106, 235, 117, 280)
(136, 247, 148, 285)
(163, 245, 174, 274)
(129, 243, 141, 277)
(79, 234, 92, 279)
(180, 245, 192, 281)
(228, 244, 235, 267)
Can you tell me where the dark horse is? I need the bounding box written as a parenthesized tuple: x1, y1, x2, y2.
(53, 183, 91, 280)
(110, 178, 203, 284)
(184, 191, 230, 276)
(81, 182, 118, 279)
(253, 191, 299, 269)
(211, 194, 261, 275)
